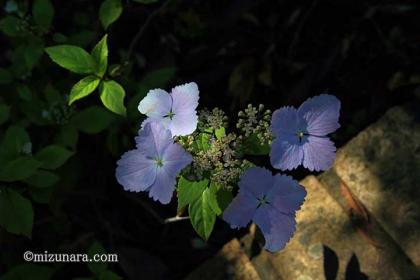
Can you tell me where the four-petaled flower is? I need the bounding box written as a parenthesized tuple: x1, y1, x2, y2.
(116, 122, 192, 204)
(270, 94, 340, 171)
(138, 82, 199, 136)
(223, 167, 306, 252)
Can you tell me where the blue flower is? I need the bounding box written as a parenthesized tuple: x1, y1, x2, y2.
(138, 82, 199, 136)
(223, 167, 306, 252)
(270, 94, 340, 171)
(116, 122, 192, 204)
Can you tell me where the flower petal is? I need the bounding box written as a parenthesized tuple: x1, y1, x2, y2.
(253, 204, 297, 252)
(116, 149, 157, 192)
(239, 167, 273, 199)
(270, 106, 299, 137)
(148, 168, 176, 204)
(170, 82, 199, 114)
(168, 112, 198, 136)
(267, 174, 306, 214)
(162, 143, 192, 176)
(298, 94, 340, 136)
(270, 135, 304, 171)
(135, 122, 172, 159)
(138, 89, 172, 118)
(302, 136, 336, 171)
(223, 191, 259, 229)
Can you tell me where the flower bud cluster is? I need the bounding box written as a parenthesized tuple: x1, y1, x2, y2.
(236, 104, 272, 146)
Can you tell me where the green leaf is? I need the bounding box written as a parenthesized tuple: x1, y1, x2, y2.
(32, 0, 54, 31)
(24, 39, 45, 70)
(72, 106, 114, 134)
(45, 45, 96, 74)
(0, 104, 10, 125)
(0, 126, 31, 163)
(35, 145, 74, 170)
(132, 0, 159, 4)
(215, 127, 225, 140)
(242, 133, 270, 155)
(88, 241, 108, 275)
(189, 188, 218, 240)
(0, 264, 53, 280)
(0, 156, 42, 182)
(91, 34, 108, 77)
(215, 187, 233, 213)
(207, 184, 222, 215)
(23, 170, 60, 188)
(0, 189, 34, 238)
(17, 84, 32, 101)
(99, 0, 123, 29)
(69, 75, 101, 105)
(28, 187, 55, 204)
(177, 177, 208, 211)
(99, 80, 126, 116)
(0, 16, 20, 37)
(193, 132, 211, 152)
(54, 124, 79, 150)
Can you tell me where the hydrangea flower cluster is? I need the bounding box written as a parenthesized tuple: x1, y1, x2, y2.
(116, 82, 341, 252)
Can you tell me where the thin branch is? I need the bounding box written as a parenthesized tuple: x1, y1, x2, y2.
(164, 216, 189, 224)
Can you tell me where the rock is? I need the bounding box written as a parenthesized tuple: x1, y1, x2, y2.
(334, 106, 420, 266)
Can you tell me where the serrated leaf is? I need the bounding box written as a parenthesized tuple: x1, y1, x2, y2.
(207, 184, 222, 215)
(0, 156, 42, 182)
(35, 145, 74, 170)
(189, 188, 217, 240)
(32, 0, 54, 31)
(23, 170, 60, 188)
(91, 34, 108, 77)
(45, 45, 96, 74)
(99, 0, 123, 29)
(0, 189, 34, 238)
(69, 75, 100, 105)
(100, 80, 126, 116)
(177, 177, 208, 211)
(72, 106, 114, 134)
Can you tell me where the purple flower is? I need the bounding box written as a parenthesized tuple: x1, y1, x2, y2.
(116, 122, 192, 204)
(270, 94, 340, 171)
(138, 82, 199, 136)
(223, 167, 306, 252)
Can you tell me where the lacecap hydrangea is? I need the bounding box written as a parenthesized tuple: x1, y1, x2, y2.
(116, 82, 340, 252)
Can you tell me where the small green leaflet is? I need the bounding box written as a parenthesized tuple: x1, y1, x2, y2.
(91, 34, 108, 77)
(0, 157, 42, 182)
(0, 189, 34, 238)
(177, 177, 208, 211)
(45, 45, 96, 74)
(69, 75, 101, 105)
(35, 145, 74, 170)
(99, 0, 123, 29)
(215, 127, 225, 140)
(100, 80, 126, 116)
(188, 187, 220, 240)
(242, 133, 270, 155)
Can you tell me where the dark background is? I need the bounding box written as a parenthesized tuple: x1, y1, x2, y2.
(1, 0, 420, 279)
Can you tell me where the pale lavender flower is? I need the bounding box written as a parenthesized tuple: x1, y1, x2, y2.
(116, 122, 192, 204)
(223, 167, 306, 252)
(270, 94, 340, 171)
(138, 82, 199, 136)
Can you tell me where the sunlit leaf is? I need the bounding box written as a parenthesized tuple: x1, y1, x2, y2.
(69, 75, 101, 105)
(45, 45, 96, 74)
(91, 34, 108, 77)
(99, 80, 126, 116)
(177, 177, 208, 211)
(99, 0, 123, 29)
